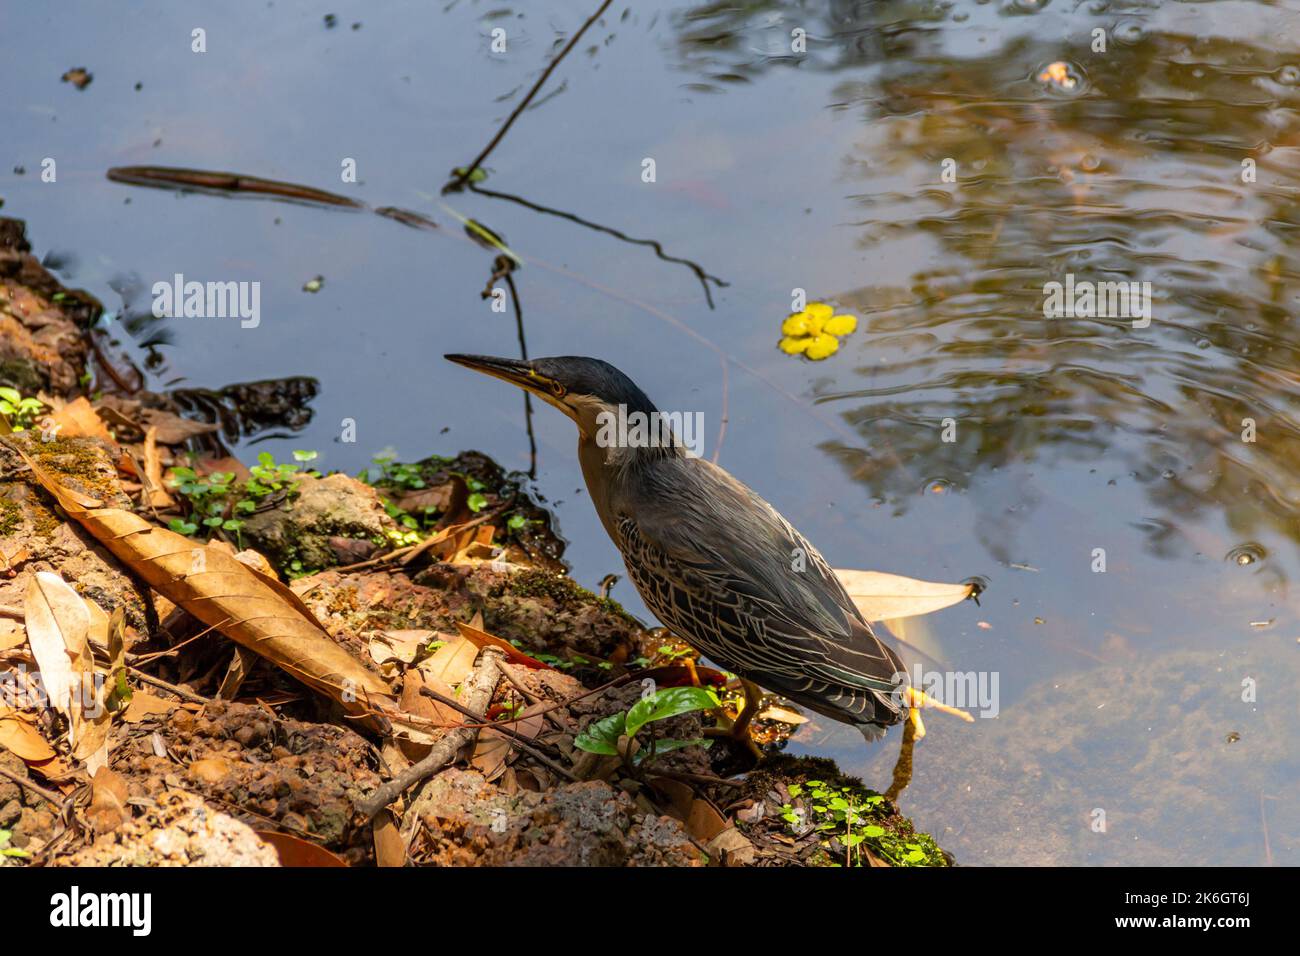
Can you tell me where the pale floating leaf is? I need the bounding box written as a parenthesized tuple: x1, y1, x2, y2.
(834, 568, 973, 621)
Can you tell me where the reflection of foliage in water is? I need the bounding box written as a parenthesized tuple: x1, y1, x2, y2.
(671, 1, 1300, 563)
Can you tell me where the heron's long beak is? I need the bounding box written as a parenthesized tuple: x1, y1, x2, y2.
(445, 353, 549, 392)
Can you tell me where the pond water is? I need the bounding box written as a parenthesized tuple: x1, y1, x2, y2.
(5, 0, 1297, 864)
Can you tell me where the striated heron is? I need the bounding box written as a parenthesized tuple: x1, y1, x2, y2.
(446, 354, 911, 752)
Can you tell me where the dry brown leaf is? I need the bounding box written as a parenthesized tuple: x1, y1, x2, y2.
(234, 548, 277, 578)
(23, 572, 89, 721)
(0, 618, 25, 651)
(143, 425, 175, 508)
(472, 704, 543, 781)
(255, 830, 348, 867)
(470, 732, 512, 782)
(216, 646, 258, 701)
(368, 630, 428, 666)
(397, 669, 451, 755)
(122, 693, 179, 723)
(391, 483, 456, 515)
(834, 568, 974, 621)
(47, 396, 113, 441)
(372, 809, 406, 867)
(85, 766, 129, 833)
(136, 408, 219, 445)
(0, 706, 56, 762)
(0, 544, 31, 574)
(14, 449, 396, 727)
(419, 634, 479, 686)
(706, 825, 756, 866)
(73, 698, 113, 767)
(106, 605, 128, 685)
(26, 574, 117, 765)
(84, 597, 111, 654)
(454, 620, 553, 671)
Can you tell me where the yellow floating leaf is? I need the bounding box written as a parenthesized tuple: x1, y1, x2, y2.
(804, 333, 839, 360)
(781, 312, 811, 336)
(823, 313, 858, 336)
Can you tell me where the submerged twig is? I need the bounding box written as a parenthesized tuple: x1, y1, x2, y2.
(469, 183, 729, 309)
(483, 257, 537, 477)
(107, 166, 363, 208)
(445, 0, 615, 192)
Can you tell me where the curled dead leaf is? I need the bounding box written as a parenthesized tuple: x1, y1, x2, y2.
(12, 447, 396, 728)
(0, 706, 56, 762)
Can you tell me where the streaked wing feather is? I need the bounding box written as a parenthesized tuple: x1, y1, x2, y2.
(614, 460, 906, 721)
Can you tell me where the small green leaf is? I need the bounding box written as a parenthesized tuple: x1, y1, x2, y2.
(573, 712, 626, 755)
(632, 737, 711, 764)
(624, 686, 720, 740)
(467, 492, 488, 512)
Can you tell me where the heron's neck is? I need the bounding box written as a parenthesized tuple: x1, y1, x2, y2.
(577, 430, 674, 539)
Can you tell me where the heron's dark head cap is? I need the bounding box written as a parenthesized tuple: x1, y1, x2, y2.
(445, 354, 658, 432)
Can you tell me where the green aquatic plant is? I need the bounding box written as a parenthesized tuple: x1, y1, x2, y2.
(780, 779, 945, 867)
(167, 450, 320, 544)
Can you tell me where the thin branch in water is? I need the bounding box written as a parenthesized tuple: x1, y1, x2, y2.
(469, 182, 729, 309)
(444, 0, 615, 192)
(107, 166, 363, 209)
(483, 257, 538, 478)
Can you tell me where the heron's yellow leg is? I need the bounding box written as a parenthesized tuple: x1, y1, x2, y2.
(703, 678, 764, 761)
(885, 710, 919, 803)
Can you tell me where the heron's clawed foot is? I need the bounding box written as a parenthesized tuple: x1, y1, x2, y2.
(704, 677, 765, 762)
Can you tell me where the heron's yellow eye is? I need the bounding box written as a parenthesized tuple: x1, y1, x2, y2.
(550, 381, 567, 398)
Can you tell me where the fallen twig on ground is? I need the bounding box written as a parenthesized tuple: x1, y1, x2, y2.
(356, 648, 503, 821)
(418, 685, 577, 783)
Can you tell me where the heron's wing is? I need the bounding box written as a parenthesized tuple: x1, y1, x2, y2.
(617, 460, 906, 703)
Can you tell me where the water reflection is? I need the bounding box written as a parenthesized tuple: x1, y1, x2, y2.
(671, 2, 1300, 578)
